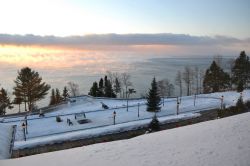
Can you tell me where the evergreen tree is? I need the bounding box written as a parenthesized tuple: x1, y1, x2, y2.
(237, 80, 244, 92)
(146, 77, 161, 112)
(232, 51, 250, 88)
(98, 78, 104, 97)
(49, 89, 56, 106)
(148, 115, 160, 131)
(236, 96, 246, 112)
(55, 88, 63, 104)
(114, 78, 121, 96)
(62, 86, 69, 101)
(13, 67, 50, 111)
(13, 96, 23, 113)
(88, 82, 99, 97)
(203, 61, 230, 93)
(104, 75, 108, 88)
(104, 79, 116, 98)
(0, 88, 12, 115)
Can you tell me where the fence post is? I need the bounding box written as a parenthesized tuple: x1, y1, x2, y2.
(113, 111, 116, 125)
(137, 103, 140, 117)
(194, 94, 196, 106)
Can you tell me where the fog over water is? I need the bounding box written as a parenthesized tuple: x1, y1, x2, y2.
(1, 54, 235, 114)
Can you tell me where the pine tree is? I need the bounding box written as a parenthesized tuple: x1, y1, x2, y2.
(13, 67, 50, 111)
(237, 80, 244, 92)
(203, 61, 230, 93)
(98, 78, 104, 97)
(0, 88, 12, 115)
(49, 89, 56, 106)
(114, 78, 121, 96)
(236, 96, 246, 112)
(146, 77, 161, 112)
(232, 51, 250, 89)
(55, 88, 63, 104)
(148, 115, 160, 131)
(104, 79, 116, 98)
(13, 96, 23, 113)
(62, 86, 69, 101)
(88, 82, 99, 97)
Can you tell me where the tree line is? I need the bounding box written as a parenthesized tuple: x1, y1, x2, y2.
(88, 72, 137, 99)
(174, 51, 250, 96)
(1, 51, 249, 115)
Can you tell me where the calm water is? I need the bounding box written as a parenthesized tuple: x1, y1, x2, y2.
(1, 55, 235, 114)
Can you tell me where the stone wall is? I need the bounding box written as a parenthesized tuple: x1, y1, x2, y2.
(12, 109, 218, 158)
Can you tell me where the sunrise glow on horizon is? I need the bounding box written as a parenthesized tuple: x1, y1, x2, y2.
(0, 0, 249, 69)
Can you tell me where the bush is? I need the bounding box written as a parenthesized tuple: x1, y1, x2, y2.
(148, 115, 160, 131)
(236, 96, 247, 112)
(56, 116, 62, 122)
(245, 100, 250, 109)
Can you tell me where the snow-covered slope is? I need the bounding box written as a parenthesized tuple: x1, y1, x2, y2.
(0, 124, 14, 159)
(1, 112, 250, 166)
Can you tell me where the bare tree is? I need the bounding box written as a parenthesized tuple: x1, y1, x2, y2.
(106, 71, 114, 87)
(182, 66, 193, 96)
(194, 66, 199, 94)
(199, 69, 205, 94)
(175, 70, 182, 97)
(226, 58, 235, 90)
(121, 73, 132, 98)
(67, 82, 80, 97)
(158, 79, 175, 97)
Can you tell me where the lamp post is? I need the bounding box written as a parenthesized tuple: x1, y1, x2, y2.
(221, 95, 224, 110)
(126, 98, 128, 112)
(24, 115, 28, 134)
(162, 96, 164, 106)
(194, 94, 197, 106)
(177, 102, 180, 115)
(22, 122, 26, 141)
(113, 111, 116, 125)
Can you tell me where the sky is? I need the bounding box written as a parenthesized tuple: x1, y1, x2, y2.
(0, 0, 249, 69)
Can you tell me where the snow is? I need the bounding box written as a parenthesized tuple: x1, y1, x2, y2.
(13, 113, 200, 149)
(1, 111, 250, 166)
(0, 123, 14, 159)
(1, 90, 250, 151)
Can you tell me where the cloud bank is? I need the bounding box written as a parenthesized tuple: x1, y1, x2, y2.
(0, 33, 249, 48)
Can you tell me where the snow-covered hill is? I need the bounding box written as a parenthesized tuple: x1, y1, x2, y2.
(1, 111, 250, 166)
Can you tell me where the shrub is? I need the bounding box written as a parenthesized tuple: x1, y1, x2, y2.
(56, 116, 62, 122)
(236, 96, 247, 112)
(245, 100, 250, 109)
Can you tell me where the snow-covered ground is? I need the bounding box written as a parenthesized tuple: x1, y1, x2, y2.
(1, 90, 250, 150)
(1, 110, 250, 166)
(0, 124, 14, 159)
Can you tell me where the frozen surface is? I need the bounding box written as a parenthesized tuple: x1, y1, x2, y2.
(1, 111, 250, 166)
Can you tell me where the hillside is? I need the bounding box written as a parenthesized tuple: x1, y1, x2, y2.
(1, 111, 250, 166)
